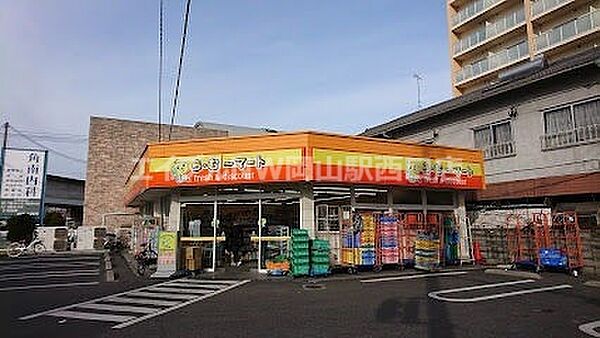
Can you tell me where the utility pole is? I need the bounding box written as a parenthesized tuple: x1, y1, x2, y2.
(2, 122, 8, 150)
(413, 73, 423, 109)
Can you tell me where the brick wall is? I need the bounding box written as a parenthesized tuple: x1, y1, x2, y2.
(83, 116, 227, 227)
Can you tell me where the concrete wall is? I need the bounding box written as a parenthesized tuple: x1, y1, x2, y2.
(396, 68, 600, 185)
(83, 116, 227, 227)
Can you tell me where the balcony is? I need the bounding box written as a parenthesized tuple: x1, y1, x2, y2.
(455, 40, 529, 84)
(452, 0, 505, 29)
(541, 124, 600, 150)
(483, 141, 516, 159)
(535, 9, 600, 53)
(531, 0, 573, 19)
(454, 7, 526, 56)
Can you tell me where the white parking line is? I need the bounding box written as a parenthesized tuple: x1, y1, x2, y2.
(112, 280, 250, 329)
(48, 310, 136, 323)
(0, 271, 99, 282)
(19, 278, 251, 330)
(0, 262, 99, 271)
(76, 303, 159, 314)
(361, 271, 469, 283)
(103, 297, 180, 307)
(579, 320, 600, 337)
(0, 281, 99, 292)
(0, 256, 99, 265)
(428, 279, 572, 303)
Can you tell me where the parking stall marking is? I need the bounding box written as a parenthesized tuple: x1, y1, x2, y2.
(361, 271, 469, 283)
(0, 255, 102, 290)
(428, 279, 572, 303)
(579, 320, 600, 337)
(0, 255, 100, 265)
(19, 278, 251, 329)
(0, 270, 100, 282)
(0, 281, 100, 292)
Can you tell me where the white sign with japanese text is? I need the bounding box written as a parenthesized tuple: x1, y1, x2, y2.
(1, 149, 46, 199)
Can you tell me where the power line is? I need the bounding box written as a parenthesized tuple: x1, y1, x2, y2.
(9, 126, 87, 164)
(168, 0, 192, 141)
(157, 0, 164, 142)
(12, 134, 88, 143)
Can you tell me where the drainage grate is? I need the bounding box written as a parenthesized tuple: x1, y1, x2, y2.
(302, 283, 326, 290)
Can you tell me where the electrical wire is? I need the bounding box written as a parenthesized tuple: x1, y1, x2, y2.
(157, 0, 164, 142)
(9, 126, 86, 164)
(168, 0, 192, 141)
(12, 134, 88, 143)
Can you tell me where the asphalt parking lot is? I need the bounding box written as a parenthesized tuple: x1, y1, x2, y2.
(4, 267, 600, 338)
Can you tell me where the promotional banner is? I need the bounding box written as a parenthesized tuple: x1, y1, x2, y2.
(0, 148, 48, 219)
(312, 148, 484, 189)
(152, 231, 178, 278)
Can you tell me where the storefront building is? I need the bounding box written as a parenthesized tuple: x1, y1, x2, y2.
(124, 132, 485, 274)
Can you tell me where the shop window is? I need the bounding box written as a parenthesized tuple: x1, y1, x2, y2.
(426, 190, 454, 206)
(392, 188, 422, 205)
(354, 187, 388, 205)
(316, 205, 340, 232)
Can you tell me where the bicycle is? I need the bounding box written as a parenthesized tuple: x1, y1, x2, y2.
(7, 232, 46, 258)
(134, 242, 158, 276)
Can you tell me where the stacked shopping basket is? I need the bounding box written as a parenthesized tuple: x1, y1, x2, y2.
(310, 239, 331, 276)
(290, 229, 310, 277)
(360, 213, 376, 265)
(378, 214, 399, 264)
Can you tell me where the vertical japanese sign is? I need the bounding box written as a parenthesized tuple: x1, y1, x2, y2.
(0, 149, 48, 219)
(153, 231, 178, 277)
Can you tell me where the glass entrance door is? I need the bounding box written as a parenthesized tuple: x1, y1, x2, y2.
(218, 199, 259, 270)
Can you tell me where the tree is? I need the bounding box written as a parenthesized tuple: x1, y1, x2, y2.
(7, 214, 37, 243)
(44, 211, 66, 226)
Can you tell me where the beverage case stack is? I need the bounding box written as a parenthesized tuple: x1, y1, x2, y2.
(379, 215, 399, 264)
(290, 229, 310, 277)
(414, 232, 440, 271)
(310, 239, 331, 276)
(360, 213, 376, 266)
(341, 230, 360, 264)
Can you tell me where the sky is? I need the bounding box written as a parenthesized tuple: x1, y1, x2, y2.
(0, 0, 451, 179)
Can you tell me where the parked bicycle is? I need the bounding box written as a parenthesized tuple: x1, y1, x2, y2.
(134, 242, 158, 276)
(7, 230, 46, 258)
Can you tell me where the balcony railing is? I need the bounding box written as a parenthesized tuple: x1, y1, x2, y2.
(452, 0, 504, 28)
(536, 9, 600, 52)
(455, 40, 529, 83)
(483, 141, 516, 159)
(531, 0, 571, 18)
(541, 124, 600, 150)
(454, 7, 525, 55)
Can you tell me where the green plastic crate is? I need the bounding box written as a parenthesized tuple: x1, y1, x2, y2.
(310, 256, 330, 264)
(292, 229, 309, 236)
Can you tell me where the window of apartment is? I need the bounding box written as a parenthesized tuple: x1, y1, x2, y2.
(542, 97, 600, 150)
(473, 121, 515, 159)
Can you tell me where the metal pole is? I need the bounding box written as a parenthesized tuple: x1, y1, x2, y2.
(2, 122, 8, 150)
(258, 198, 262, 272)
(0, 122, 7, 217)
(212, 199, 217, 272)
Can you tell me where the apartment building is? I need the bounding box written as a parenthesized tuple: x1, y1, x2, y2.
(448, 0, 600, 95)
(363, 48, 600, 274)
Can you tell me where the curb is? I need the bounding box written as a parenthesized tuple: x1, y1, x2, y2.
(583, 280, 600, 288)
(484, 268, 542, 280)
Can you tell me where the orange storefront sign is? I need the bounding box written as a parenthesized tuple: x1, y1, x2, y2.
(125, 132, 485, 204)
